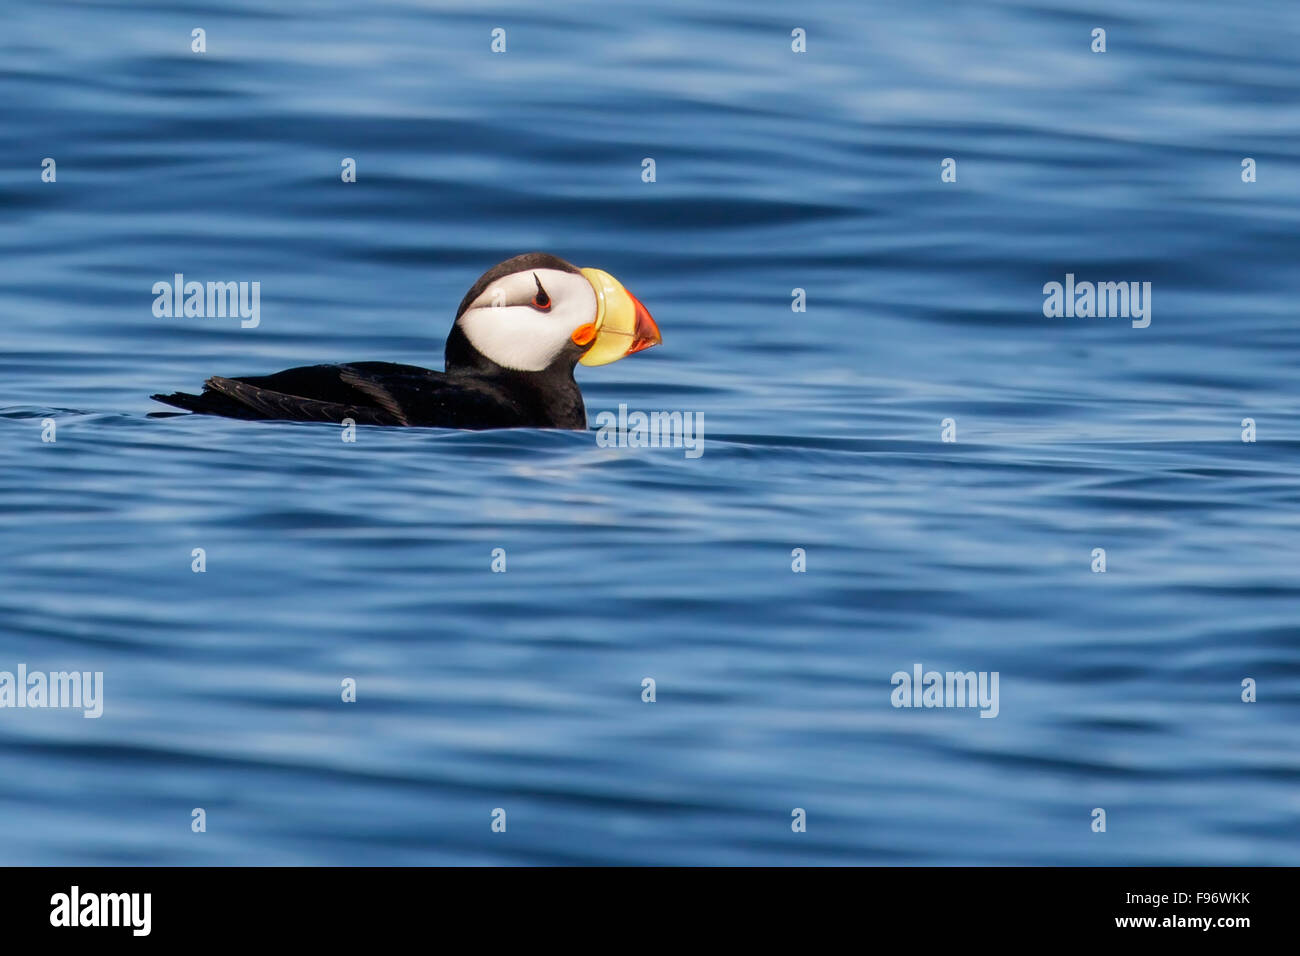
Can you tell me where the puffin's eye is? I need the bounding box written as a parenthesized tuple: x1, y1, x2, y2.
(531, 274, 551, 311)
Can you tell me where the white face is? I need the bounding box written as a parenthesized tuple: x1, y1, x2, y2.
(456, 268, 597, 372)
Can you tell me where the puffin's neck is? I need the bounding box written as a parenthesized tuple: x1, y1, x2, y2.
(444, 324, 586, 429)
(444, 323, 501, 375)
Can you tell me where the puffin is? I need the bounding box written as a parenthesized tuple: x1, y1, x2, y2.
(150, 253, 661, 429)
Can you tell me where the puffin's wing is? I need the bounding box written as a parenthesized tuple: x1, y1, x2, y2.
(203, 375, 402, 425)
(151, 362, 523, 428)
(151, 363, 404, 425)
(333, 362, 529, 428)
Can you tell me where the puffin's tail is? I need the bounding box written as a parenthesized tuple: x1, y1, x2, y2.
(150, 391, 205, 413)
(149, 389, 265, 419)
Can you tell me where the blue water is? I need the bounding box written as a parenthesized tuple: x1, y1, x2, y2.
(2, 0, 1298, 865)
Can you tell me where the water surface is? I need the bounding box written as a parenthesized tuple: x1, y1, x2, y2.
(1, 0, 1298, 864)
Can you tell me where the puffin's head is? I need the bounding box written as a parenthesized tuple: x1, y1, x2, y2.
(448, 253, 661, 373)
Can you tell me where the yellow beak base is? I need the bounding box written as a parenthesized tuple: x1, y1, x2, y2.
(578, 268, 662, 366)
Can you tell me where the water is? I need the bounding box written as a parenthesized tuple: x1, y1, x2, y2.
(2, 0, 1298, 865)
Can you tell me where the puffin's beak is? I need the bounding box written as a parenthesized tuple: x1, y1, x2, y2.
(577, 268, 662, 366)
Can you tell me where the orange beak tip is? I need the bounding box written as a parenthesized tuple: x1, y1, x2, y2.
(629, 292, 662, 354)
